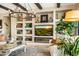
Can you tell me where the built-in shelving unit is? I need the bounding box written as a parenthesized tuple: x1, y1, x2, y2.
(34, 12, 54, 43)
(24, 17, 34, 43)
(11, 12, 34, 45)
(11, 9, 77, 43)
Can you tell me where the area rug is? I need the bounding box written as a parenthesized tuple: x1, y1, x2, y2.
(9, 44, 50, 56)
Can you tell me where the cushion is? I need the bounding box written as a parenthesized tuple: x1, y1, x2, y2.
(0, 35, 7, 41)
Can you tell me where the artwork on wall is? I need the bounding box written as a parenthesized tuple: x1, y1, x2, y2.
(0, 20, 2, 29)
(41, 15, 48, 22)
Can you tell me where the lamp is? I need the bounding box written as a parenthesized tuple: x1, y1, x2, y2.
(65, 10, 79, 22)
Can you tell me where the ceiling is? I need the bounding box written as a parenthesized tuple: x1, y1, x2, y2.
(0, 3, 77, 14)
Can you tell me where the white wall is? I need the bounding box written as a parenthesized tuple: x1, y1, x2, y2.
(3, 17, 11, 37)
(0, 13, 10, 37)
(11, 17, 16, 40)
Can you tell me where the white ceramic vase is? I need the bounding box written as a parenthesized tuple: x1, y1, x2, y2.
(50, 45, 64, 56)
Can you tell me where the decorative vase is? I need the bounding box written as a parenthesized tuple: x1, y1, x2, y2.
(50, 45, 64, 56)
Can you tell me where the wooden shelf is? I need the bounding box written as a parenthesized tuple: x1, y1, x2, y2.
(35, 23, 53, 25)
(16, 28, 23, 29)
(16, 34, 23, 36)
(35, 36, 53, 38)
(25, 34, 32, 36)
(24, 28, 32, 30)
(24, 21, 32, 23)
(16, 21, 23, 23)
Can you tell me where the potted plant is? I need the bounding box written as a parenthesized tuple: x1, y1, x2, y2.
(58, 37, 79, 56)
(51, 19, 78, 56)
(49, 38, 65, 56)
(56, 19, 77, 36)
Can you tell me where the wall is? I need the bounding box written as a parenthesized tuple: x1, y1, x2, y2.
(0, 13, 10, 37)
(3, 17, 11, 37)
(11, 17, 16, 40)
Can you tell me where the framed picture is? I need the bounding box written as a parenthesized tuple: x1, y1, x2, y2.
(41, 15, 48, 22)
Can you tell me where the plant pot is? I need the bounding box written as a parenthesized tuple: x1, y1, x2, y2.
(49, 45, 64, 56)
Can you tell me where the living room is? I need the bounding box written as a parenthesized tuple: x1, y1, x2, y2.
(0, 3, 79, 56)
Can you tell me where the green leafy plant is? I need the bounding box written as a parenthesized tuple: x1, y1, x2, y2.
(56, 19, 77, 35)
(58, 37, 79, 56)
(56, 19, 79, 56)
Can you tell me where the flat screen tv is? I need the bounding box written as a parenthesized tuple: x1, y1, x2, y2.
(35, 25, 53, 36)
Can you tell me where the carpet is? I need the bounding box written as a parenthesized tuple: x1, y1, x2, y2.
(9, 44, 50, 56)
